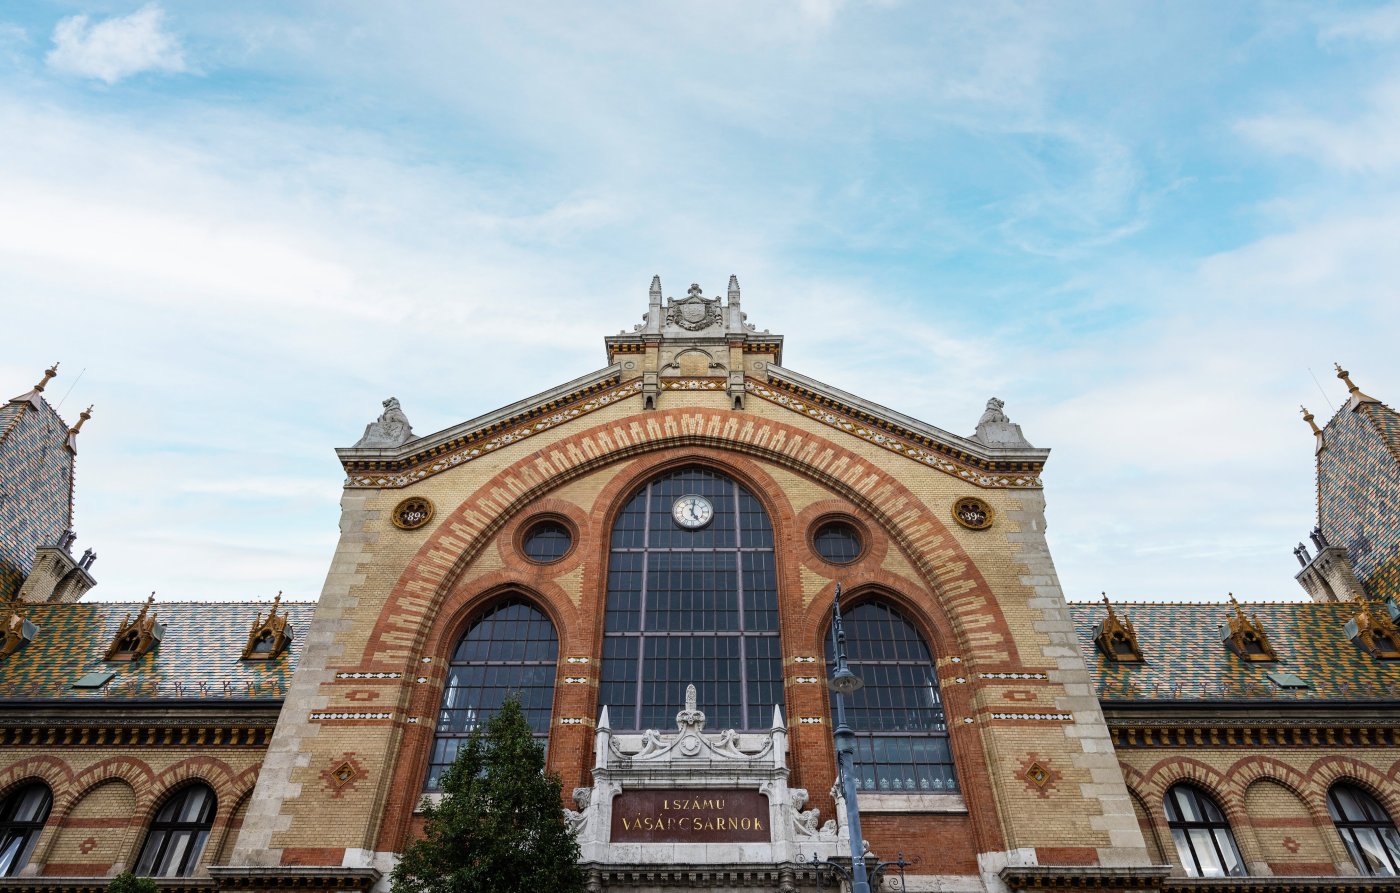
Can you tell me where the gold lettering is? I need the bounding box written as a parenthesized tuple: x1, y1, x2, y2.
(755, 818, 763, 831)
(680, 817, 691, 829)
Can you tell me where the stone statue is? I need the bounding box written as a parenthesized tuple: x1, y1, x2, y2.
(563, 786, 591, 834)
(790, 788, 820, 837)
(353, 397, 415, 448)
(971, 397, 1032, 448)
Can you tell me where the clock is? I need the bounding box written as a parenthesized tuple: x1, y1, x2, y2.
(672, 494, 714, 529)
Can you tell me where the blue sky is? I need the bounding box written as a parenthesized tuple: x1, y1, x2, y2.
(2, 1, 1398, 603)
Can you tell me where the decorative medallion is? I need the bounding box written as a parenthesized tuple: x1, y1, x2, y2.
(666, 284, 723, 331)
(1018, 753, 1062, 798)
(672, 494, 714, 529)
(952, 496, 994, 530)
(321, 753, 367, 798)
(392, 496, 434, 530)
(331, 762, 356, 787)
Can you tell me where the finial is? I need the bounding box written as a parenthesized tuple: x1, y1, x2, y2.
(270, 590, 282, 616)
(684, 683, 697, 712)
(67, 405, 93, 436)
(1227, 592, 1248, 622)
(1101, 592, 1118, 620)
(1335, 363, 1378, 404)
(649, 274, 662, 303)
(34, 363, 59, 393)
(137, 591, 155, 620)
(727, 274, 740, 304)
(1300, 405, 1322, 436)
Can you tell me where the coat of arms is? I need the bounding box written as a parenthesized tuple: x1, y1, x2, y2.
(666, 284, 722, 331)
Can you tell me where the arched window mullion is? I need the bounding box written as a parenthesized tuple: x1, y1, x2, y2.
(0, 783, 52, 877)
(134, 784, 216, 877)
(1329, 783, 1400, 876)
(1164, 784, 1246, 877)
(599, 468, 784, 732)
(427, 597, 559, 791)
(825, 599, 956, 794)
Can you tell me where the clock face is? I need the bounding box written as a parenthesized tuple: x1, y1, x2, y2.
(672, 494, 714, 529)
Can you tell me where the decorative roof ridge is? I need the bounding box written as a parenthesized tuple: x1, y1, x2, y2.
(1067, 599, 1316, 607)
(337, 364, 623, 467)
(30, 599, 318, 608)
(1355, 400, 1400, 466)
(764, 365, 1050, 465)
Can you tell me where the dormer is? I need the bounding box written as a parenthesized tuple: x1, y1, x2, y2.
(1346, 598, 1400, 660)
(1094, 595, 1143, 662)
(105, 593, 164, 662)
(242, 592, 294, 660)
(1219, 594, 1277, 662)
(1, 597, 38, 658)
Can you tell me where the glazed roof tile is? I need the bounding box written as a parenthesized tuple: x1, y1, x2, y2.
(1069, 600, 1400, 702)
(0, 600, 315, 701)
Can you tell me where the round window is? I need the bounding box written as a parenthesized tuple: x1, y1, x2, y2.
(813, 521, 862, 564)
(522, 520, 573, 563)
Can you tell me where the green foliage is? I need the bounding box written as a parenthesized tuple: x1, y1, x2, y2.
(107, 872, 158, 893)
(391, 698, 585, 893)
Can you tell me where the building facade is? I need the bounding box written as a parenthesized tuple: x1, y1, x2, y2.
(1, 280, 1398, 893)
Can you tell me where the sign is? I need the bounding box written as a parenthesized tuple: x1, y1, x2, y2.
(610, 789, 770, 842)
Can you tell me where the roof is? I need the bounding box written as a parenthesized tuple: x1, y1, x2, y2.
(0, 600, 316, 702)
(1069, 601, 1400, 703)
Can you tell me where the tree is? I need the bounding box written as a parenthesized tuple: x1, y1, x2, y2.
(107, 872, 157, 893)
(391, 698, 585, 893)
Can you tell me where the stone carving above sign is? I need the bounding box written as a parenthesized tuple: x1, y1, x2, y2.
(567, 684, 846, 865)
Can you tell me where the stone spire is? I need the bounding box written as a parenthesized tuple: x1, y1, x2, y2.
(65, 405, 93, 453)
(1300, 405, 1324, 454)
(10, 362, 59, 407)
(1335, 363, 1379, 409)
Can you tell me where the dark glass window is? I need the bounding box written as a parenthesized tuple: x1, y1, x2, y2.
(825, 600, 956, 793)
(134, 784, 216, 877)
(1329, 784, 1400, 876)
(599, 467, 783, 731)
(1164, 784, 1246, 877)
(522, 521, 572, 563)
(0, 783, 51, 877)
(427, 598, 558, 790)
(813, 521, 862, 563)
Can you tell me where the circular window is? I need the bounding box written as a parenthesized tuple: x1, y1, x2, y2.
(392, 497, 434, 530)
(813, 521, 863, 564)
(952, 497, 994, 530)
(522, 520, 573, 563)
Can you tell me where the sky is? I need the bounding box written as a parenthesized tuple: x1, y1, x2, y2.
(2, 1, 1398, 605)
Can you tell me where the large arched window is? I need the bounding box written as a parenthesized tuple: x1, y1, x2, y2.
(1329, 783, 1400, 876)
(0, 782, 51, 876)
(428, 597, 559, 789)
(1164, 784, 1246, 877)
(824, 599, 956, 793)
(599, 467, 783, 731)
(134, 784, 216, 877)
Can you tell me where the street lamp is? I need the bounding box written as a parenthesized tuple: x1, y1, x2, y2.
(827, 583, 871, 893)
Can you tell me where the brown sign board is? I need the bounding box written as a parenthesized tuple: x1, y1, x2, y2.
(610, 789, 771, 842)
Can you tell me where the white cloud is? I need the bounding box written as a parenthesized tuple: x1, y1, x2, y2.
(46, 4, 187, 85)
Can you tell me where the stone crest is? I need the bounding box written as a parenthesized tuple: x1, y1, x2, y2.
(665, 284, 723, 331)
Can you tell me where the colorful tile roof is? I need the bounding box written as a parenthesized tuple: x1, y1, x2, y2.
(1069, 601, 1400, 702)
(0, 600, 316, 701)
(0, 398, 73, 601)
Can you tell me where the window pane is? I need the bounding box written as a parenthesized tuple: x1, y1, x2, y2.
(601, 468, 783, 732)
(427, 598, 557, 790)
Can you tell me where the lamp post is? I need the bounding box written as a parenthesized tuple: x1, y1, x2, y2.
(828, 583, 870, 893)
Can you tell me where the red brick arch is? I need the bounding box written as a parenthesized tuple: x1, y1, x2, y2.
(367, 418, 1022, 859)
(1307, 755, 1400, 820)
(363, 409, 1018, 673)
(0, 756, 71, 803)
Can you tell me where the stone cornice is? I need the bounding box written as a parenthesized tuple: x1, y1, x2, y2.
(337, 364, 625, 471)
(753, 367, 1048, 487)
(1000, 865, 1171, 890)
(0, 702, 281, 748)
